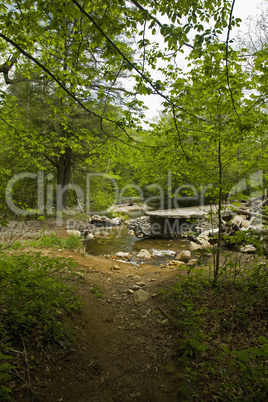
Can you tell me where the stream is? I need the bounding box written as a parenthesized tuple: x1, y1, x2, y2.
(85, 224, 189, 266)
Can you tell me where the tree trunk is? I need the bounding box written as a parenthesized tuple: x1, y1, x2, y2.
(214, 138, 222, 286)
(56, 147, 72, 210)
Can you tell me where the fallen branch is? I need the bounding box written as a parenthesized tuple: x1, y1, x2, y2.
(246, 196, 263, 207)
(158, 305, 172, 320)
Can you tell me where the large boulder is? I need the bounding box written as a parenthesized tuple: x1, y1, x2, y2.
(176, 250, 191, 262)
(189, 241, 203, 251)
(136, 249, 152, 259)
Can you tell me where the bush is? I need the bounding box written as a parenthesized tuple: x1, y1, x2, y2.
(0, 254, 82, 340)
(0, 348, 15, 400)
(167, 264, 268, 401)
(0, 253, 82, 396)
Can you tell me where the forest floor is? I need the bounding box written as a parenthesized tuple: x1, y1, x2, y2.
(3, 221, 187, 402)
(3, 220, 267, 402)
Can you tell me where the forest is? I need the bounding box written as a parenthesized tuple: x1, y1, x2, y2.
(0, 0, 267, 400)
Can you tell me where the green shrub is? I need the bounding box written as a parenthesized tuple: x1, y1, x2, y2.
(0, 254, 82, 341)
(0, 348, 15, 400)
(167, 264, 268, 401)
(0, 253, 82, 397)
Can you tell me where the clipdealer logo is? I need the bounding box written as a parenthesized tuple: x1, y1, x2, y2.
(5, 169, 265, 230)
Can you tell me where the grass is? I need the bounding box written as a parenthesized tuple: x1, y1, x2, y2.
(0, 253, 82, 399)
(3, 233, 84, 252)
(165, 263, 268, 401)
(90, 285, 105, 299)
(28, 233, 83, 250)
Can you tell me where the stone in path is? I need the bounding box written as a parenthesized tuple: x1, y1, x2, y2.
(133, 289, 150, 303)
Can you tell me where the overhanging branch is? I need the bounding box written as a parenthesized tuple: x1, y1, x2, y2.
(130, 0, 194, 50)
(225, 0, 240, 121)
(72, 0, 205, 122)
(0, 32, 139, 144)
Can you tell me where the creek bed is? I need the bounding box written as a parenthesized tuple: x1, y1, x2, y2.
(85, 225, 189, 265)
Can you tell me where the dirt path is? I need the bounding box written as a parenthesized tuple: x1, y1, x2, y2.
(14, 249, 184, 402)
(5, 221, 259, 401)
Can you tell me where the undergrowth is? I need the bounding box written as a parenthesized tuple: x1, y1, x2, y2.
(5, 233, 83, 251)
(0, 253, 82, 399)
(167, 263, 268, 401)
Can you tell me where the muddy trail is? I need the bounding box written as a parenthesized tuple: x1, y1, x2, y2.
(11, 246, 185, 402)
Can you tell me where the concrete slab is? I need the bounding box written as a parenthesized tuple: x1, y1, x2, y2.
(146, 205, 231, 219)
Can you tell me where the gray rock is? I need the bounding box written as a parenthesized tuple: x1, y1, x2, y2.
(116, 252, 130, 258)
(111, 217, 121, 226)
(186, 259, 198, 266)
(189, 241, 211, 251)
(241, 219, 251, 229)
(89, 214, 121, 227)
(128, 289, 135, 294)
(208, 228, 219, 236)
(86, 233, 94, 240)
(169, 260, 186, 267)
(66, 229, 81, 237)
(240, 244, 256, 253)
(132, 216, 152, 238)
(189, 241, 203, 251)
(133, 289, 150, 303)
(176, 250, 191, 262)
(136, 249, 152, 259)
(196, 228, 218, 245)
(197, 231, 209, 244)
(136, 282, 146, 287)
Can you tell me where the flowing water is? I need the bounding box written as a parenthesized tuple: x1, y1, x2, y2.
(85, 224, 189, 265)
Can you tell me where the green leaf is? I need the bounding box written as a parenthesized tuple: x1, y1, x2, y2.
(258, 336, 268, 345)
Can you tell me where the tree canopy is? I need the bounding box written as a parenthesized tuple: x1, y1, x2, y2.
(0, 0, 267, 215)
